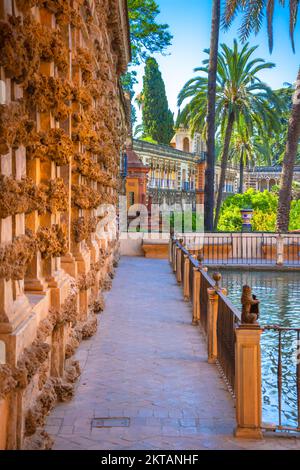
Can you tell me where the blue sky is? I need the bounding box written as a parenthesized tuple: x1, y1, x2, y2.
(133, 0, 300, 125)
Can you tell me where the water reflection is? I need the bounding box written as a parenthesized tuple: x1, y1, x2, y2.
(216, 270, 300, 427)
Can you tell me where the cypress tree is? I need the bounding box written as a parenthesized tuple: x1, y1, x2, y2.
(142, 58, 174, 145)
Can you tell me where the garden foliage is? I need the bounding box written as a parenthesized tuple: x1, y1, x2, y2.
(218, 189, 300, 232)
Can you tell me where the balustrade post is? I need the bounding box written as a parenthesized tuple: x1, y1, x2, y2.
(192, 268, 200, 325)
(183, 255, 190, 301)
(207, 273, 226, 364)
(172, 243, 177, 272)
(235, 286, 263, 439)
(176, 247, 182, 284)
(197, 255, 208, 325)
(169, 236, 173, 264)
(276, 234, 284, 266)
(235, 325, 263, 439)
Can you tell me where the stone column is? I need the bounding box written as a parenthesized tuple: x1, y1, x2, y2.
(235, 325, 263, 439)
(276, 234, 284, 266)
(207, 273, 226, 364)
(176, 247, 182, 284)
(69, 25, 91, 323)
(207, 288, 219, 364)
(192, 268, 200, 325)
(183, 255, 190, 301)
(60, 22, 77, 279)
(168, 237, 173, 264)
(172, 243, 177, 272)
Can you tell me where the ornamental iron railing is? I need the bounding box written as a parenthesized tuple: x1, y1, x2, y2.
(171, 237, 300, 435)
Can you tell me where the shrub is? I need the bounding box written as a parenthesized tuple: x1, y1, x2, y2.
(218, 189, 300, 232)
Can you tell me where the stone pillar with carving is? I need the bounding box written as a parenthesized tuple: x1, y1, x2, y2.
(235, 285, 263, 439)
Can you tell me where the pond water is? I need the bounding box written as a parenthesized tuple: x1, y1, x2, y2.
(216, 270, 300, 428)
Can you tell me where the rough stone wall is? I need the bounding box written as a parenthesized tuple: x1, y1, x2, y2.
(0, 0, 130, 450)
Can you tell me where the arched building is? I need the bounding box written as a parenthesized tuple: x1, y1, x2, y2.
(170, 125, 206, 155)
(132, 138, 206, 209)
(130, 125, 300, 211)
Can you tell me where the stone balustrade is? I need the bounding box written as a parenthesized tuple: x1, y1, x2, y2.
(170, 237, 269, 439)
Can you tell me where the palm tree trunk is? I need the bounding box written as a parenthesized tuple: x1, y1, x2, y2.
(276, 68, 300, 232)
(204, 0, 221, 232)
(239, 149, 244, 194)
(213, 111, 235, 230)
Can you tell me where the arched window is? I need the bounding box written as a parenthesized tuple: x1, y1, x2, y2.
(183, 137, 190, 153)
(269, 179, 276, 191)
(260, 179, 268, 191)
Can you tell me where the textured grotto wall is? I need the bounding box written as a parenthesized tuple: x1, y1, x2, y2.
(0, 0, 130, 450)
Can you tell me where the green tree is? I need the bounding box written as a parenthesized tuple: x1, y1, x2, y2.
(142, 57, 174, 144)
(122, 0, 173, 125)
(236, 86, 299, 171)
(178, 40, 280, 229)
(128, 0, 172, 66)
(224, 0, 300, 232)
(228, 93, 292, 193)
(205, 0, 221, 232)
(228, 119, 254, 193)
(217, 188, 300, 232)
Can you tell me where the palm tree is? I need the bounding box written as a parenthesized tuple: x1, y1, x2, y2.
(133, 123, 144, 139)
(224, 0, 300, 232)
(229, 118, 277, 193)
(205, 0, 221, 232)
(229, 120, 254, 193)
(178, 40, 280, 229)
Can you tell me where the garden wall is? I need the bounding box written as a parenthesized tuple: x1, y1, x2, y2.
(0, 0, 130, 449)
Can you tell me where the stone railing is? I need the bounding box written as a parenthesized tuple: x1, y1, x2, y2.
(133, 138, 206, 162)
(170, 237, 300, 438)
(251, 165, 300, 174)
(179, 232, 300, 267)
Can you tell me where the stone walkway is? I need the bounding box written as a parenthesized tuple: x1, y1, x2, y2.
(46, 257, 300, 450)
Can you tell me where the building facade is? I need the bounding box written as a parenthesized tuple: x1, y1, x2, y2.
(0, 0, 130, 450)
(133, 138, 206, 208)
(131, 126, 300, 210)
(125, 145, 149, 207)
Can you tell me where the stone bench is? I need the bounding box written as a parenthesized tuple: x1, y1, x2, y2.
(142, 240, 169, 259)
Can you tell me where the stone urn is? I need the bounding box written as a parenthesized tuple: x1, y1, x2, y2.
(240, 208, 254, 233)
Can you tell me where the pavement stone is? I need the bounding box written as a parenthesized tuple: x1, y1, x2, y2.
(46, 257, 300, 450)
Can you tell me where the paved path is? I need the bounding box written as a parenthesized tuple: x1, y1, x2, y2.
(46, 257, 300, 450)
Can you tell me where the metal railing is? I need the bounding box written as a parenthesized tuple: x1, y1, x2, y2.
(171, 236, 300, 436)
(263, 325, 300, 433)
(283, 236, 300, 266)
(217, 292, 240, 393)
(199, 269, 213, 333)
(181, 233, 300, 267)
(173, 238, 239, 392)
